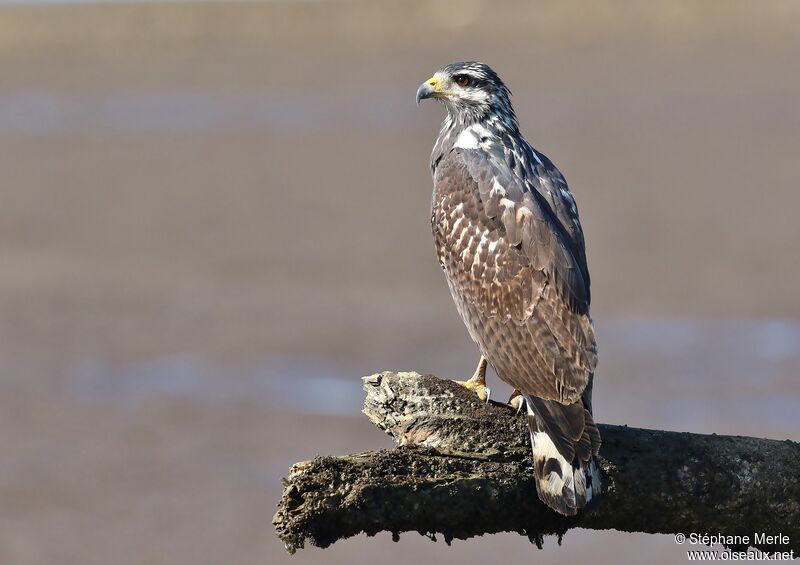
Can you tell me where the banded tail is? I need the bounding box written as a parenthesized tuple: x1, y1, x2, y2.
(523, 384, 602, 516)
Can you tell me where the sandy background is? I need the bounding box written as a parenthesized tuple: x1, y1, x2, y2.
(1, 1, 799, 563)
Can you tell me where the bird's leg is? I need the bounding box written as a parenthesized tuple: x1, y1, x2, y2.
(455, 356, 490, 402)
(508, 388, 524, 413)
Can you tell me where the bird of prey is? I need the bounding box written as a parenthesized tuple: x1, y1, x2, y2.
(417, 62, 600, 516)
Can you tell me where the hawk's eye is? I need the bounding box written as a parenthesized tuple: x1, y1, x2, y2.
(454, 75, 472, 87)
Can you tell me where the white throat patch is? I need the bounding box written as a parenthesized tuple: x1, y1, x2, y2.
(453, 124, 493, 150)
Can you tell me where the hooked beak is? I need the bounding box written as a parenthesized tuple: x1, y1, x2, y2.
(416, 76, 441, 105)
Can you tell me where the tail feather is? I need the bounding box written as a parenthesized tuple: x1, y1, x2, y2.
(525, 394, 601, 516)
(583, 407, 602, 456)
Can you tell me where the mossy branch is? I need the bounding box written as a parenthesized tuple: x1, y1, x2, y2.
(273, 372, 800, 554)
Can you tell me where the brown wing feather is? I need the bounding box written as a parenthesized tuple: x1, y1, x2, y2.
(432, 148, 596, 404)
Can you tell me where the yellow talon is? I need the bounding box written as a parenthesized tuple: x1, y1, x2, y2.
(455, 356, 490, 402)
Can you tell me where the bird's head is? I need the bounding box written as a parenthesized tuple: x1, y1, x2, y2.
(416, 61, 515, 126)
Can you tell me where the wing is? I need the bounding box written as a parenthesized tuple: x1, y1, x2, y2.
(523, 147, 591, 298)
(457, 145, 591, 315)
(433, 147, 596, 403)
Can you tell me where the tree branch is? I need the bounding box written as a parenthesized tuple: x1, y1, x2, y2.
(273, 371, 800, 554)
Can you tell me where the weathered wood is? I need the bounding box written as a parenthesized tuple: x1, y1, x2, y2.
(273, 371, 800, 554)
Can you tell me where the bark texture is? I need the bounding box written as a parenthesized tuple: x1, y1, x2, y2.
(273, 371, 800, 554)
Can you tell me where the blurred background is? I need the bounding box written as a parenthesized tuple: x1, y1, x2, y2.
(1, 1, 799, 563)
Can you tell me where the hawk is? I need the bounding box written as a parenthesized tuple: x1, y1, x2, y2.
(416, 62, 601, 515)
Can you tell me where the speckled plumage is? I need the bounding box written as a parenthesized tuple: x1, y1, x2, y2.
(420, 62, 601, 515)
